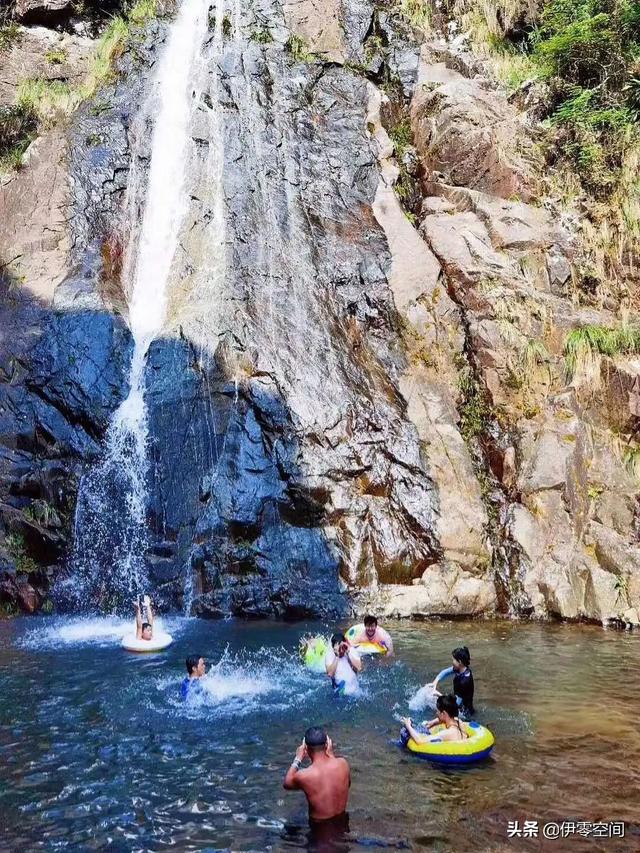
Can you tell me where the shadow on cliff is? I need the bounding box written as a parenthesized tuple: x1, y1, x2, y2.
(0, 273, 345, 619)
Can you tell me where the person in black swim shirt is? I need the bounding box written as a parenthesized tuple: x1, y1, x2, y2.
(426, 645, 475, 719)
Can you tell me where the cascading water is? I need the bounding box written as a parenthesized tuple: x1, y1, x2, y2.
(67, 0, 222, 609)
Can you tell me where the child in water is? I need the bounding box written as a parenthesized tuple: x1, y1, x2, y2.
(426, 646, 475, 719)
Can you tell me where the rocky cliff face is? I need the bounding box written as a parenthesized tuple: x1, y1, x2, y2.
(0, 0, 638, 625)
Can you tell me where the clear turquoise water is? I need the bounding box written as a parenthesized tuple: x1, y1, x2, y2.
(0, 616, 638, 851)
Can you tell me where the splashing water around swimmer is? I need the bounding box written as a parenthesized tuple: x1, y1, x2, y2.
(408, 682, 440, 712)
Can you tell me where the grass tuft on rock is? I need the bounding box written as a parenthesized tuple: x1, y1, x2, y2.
(285, 34, 315, 63)
(0, 1, 161, 174)
(251, 28, 273, 44)
(0, 21, 22, 51)
(0, 103, 37, 171)
(564, 324, 640, 382)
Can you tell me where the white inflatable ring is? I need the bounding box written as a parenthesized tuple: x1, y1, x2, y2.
(121, 631, 173, 653)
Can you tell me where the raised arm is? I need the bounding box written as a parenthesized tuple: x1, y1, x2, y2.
(430, 666, 454, 691)
(283, 740, 307, 790)
(347, 648, 362, 673)
(134, 601, 142, 639)
(325, 652, 339, 678)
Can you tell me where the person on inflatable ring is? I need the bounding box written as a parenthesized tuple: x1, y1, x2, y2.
(401, 694, 469, 744)
(349, 615, 394, 656)
(134, 595, 154, 642)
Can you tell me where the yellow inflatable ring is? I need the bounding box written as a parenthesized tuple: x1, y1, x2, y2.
(345, 624, 387, 655)
(300, 636, 328, 672)
(404, 721, 494, 764)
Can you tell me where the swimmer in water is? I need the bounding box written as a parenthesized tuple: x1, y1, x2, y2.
(402, 694, 469, 743)
(134, 595, 154, 641)
(181, 655, 206, 700)
(426, 645, 475, 718)
(283, 726, 351, 826)
(325, 632, 362, 695)
(349, 614, 394, 655)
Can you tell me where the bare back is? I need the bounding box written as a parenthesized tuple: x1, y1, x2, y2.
(295, 754, 350, 820)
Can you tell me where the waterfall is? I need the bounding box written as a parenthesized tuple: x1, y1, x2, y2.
(67, 0, 222, 610)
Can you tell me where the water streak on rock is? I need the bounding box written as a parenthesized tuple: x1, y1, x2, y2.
(70, 0, 224, 606)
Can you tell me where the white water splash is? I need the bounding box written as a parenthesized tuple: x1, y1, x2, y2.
(17, 615, 182, 649)
(159, 646, 326, 717)
(408, 682, 439, 712)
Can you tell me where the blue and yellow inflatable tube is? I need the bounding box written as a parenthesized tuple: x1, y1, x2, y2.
(401, 721, 494, 764)
(345, 624, 387, 655)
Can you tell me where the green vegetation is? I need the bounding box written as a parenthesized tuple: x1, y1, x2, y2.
(16, 79, 78, 126)
(623, 445, 640, 479)
(0, 104, 37, 172)
(251, 28, 273, 44)
(45, 47, 68, 65)
(83, 15, 129, 98)
(285, 34, 314, 63)
(564, 324, 640, 380)
(448, 0, 640, 296)
(0, 21, 21, 51)
(395, 0, 431, 29)
(127, 0, 159, 26)
(388, 118, 412, 156)
(5, 533, 38, 574)
(456, 0, 640, 194)
(0, 0, 159, 174)
(24, 500, 57, 526)
(613, 572, 629, 604)
(222, 15, 233, 37)
(458, 364, 492, 442)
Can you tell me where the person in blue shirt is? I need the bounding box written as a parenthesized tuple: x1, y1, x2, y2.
(181, 655, 206, 700)
(426, 646, 474, 719)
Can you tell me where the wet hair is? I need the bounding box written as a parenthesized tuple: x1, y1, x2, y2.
(304, 726, 327, 751)
(186, 655, 203, 675)
(436, 694, 459, 719)
(452, 646, 470, 666)
(330, 632, 346, 647)
(363, 615, 377, 628)
(141, 623, 152, 633)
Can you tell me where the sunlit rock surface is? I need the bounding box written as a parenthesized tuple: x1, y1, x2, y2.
(0, 0, 638, 624)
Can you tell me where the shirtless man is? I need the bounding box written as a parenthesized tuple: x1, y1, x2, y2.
(282, 727, 350, 823)
(350, 614, 394, 655)
(134, 595, 154, 641)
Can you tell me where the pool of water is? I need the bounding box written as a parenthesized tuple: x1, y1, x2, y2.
(0, 616, 638, 851)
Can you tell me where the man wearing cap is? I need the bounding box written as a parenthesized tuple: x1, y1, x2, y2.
(282, 726, 351, 827)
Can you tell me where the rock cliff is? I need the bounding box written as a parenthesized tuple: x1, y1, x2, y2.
(0, 0, 638, 625)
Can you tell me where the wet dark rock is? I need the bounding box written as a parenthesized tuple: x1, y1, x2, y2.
(14, 0, 74, 25)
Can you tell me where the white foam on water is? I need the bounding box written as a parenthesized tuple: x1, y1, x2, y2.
(157, 645, 326, 718)
(18, 615, 185, 650)
(408, 683, 439, 712)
